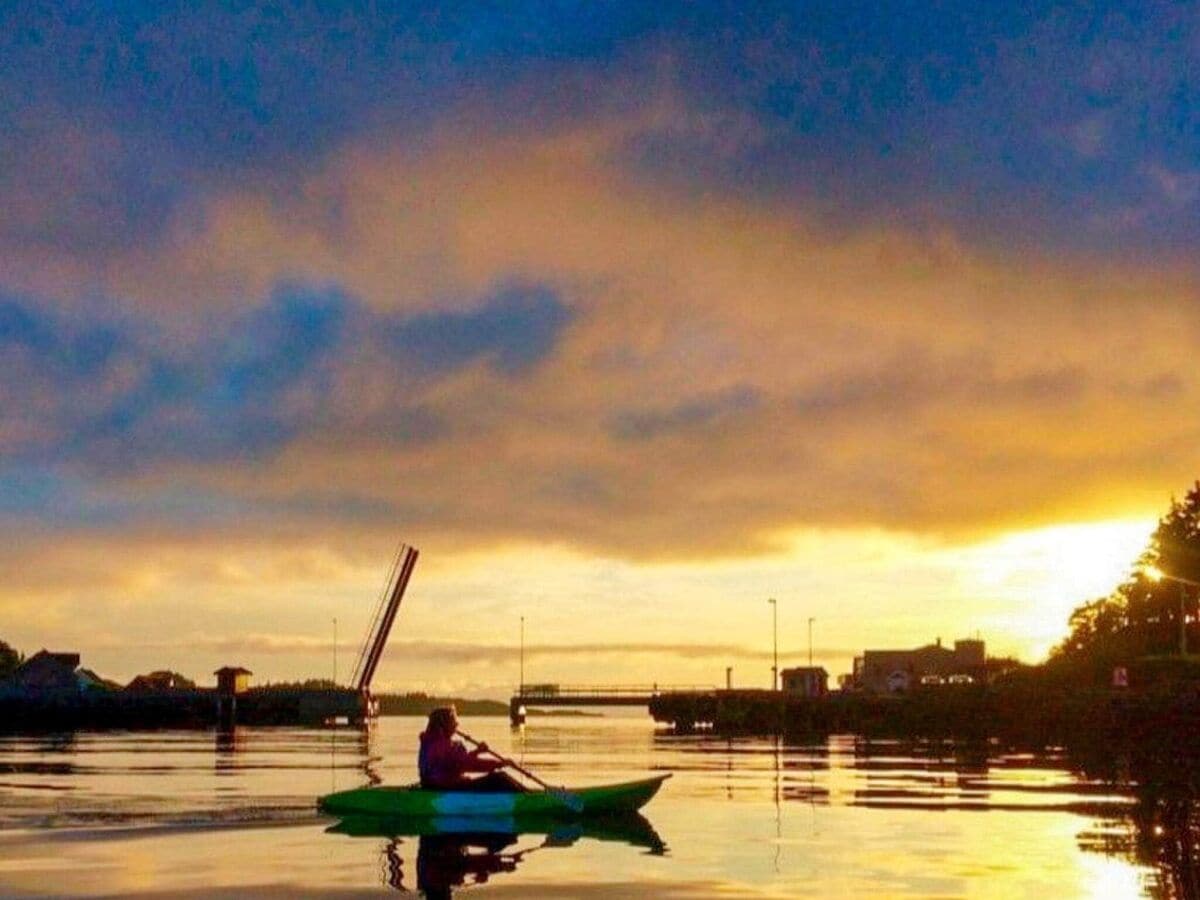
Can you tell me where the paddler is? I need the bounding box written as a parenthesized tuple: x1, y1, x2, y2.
(418, 706, 526, 792)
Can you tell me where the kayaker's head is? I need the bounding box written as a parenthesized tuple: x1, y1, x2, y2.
(426, 705, 458, 739)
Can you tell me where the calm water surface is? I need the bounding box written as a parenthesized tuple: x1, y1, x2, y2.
(0, 715, 1174, 897)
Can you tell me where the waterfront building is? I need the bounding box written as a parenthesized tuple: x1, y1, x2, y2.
(780, 666, 829, 697)
(852, 637, 985, 693)
(7, 650, 83, 693)
(215, 666, 253, 695)
(76, 668, 116, 692)
(126, 671, 196, 692)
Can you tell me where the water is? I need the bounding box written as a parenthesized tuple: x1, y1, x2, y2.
(0, 715, 1176, 897)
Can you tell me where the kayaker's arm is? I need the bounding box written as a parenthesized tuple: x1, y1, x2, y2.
(463, 752, 504, 773)
(452, 740, 504, 773)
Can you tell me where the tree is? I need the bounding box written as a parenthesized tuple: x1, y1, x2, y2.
(1055, 482, 1200, 663)
(0, 640, 23, 680)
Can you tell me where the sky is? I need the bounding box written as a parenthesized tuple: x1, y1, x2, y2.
(1, 2, 1196, 696)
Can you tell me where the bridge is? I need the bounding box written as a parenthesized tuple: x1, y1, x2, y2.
(509, 683, 715, 722)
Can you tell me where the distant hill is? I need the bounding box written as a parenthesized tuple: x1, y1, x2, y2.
(375, 693, 509, 716)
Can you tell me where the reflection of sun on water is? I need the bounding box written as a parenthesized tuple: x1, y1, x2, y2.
(953, 519, 1155, 658)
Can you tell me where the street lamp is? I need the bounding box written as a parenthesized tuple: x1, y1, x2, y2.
(808, 617, 815, 668)
(768, 598, 778, 691)
(1143, 565, 1200, 656)
(520, 616, 525, 694)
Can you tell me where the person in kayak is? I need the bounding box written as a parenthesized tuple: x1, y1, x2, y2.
(418, 706, 526, 792)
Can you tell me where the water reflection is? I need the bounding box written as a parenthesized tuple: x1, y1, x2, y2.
(1071, 742, 1200, 899)
(214, 725, 243, 771)
(652, 727, 1200, 895)
(4, 719, 1198, 896)
(327, 813, 666, 896)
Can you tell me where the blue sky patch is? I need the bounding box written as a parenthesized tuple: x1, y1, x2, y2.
(0, 280, 570, 522)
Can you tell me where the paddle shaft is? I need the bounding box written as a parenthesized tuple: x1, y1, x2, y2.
(457, 731, 560, 793)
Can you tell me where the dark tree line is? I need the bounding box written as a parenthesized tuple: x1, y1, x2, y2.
(1054, 482, 1200, 664)
(0, 641, 22, 680)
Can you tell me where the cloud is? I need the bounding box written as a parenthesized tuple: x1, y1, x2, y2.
(1, 38, 1199, 565)
(1062, 113, 1113, 160)
(0, 280, 571, 493)
(4, 5, 1200, 309)
(610, 386, 762, 440)
(2, 110, 1197, 560)
(1146, 163, 1200, 208)
(790, 354, 1089, 418)
(5, 4, 1200, 688)
(388, 283, 573, 376)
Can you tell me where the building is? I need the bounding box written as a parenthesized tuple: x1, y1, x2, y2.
(852, 637, 986, 693)
(215, 666, 252, 695)
(76, 668, 116, 692)
(126, 671, 196, 692)
(8, 650, 83, 692)
(780, 666, 829, 698)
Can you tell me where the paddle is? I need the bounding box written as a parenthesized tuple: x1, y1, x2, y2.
(457, 731, 584, 813)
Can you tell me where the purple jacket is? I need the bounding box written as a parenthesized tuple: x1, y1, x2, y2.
(418, 732, 497, 788)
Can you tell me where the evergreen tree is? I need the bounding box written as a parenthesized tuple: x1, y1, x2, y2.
(1055, 482, 1200, 662)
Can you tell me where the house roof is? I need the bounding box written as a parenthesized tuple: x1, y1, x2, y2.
(18, 649, 81, 671)
(213, 666, 253, 676)
(127, 671, 195, 689)
(77, 668, 115, 689)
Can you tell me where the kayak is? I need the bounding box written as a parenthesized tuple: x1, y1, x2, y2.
(325, 810, 667, 852)
(318, 773, 670, 818)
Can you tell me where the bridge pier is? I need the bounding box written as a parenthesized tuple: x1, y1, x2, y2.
(509, 698, 526, 725)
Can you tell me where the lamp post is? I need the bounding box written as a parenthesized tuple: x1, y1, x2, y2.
(333, 617, 338, 686)
(1144, 566, 1200, 656)
(768, 598, 778, 691)
(808, 617, 815, 668)
(520, 616, 525, 694)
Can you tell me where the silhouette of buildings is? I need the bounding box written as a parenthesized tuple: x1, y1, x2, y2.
(8, 650, 84, 692)
(852, 637, 985, 693)
(126, 671, 197, 692)
(780, 666, 829, 697)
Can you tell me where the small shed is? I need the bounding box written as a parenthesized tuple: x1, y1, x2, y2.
(214, 666, 252, 695)
(780, 666, 829, 698)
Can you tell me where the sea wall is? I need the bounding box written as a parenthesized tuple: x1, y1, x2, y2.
(649, 685, 1200, 744)
(0, 687, 367, 732)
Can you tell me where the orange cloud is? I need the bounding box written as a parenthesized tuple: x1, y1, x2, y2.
(9, 106, 1166, 562)
(2, 97, 1197, 565)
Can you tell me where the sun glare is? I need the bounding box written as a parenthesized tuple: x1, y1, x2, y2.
(954, 518, 1155, 657)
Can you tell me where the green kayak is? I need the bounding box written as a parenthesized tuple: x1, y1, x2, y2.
(319, 774, 669, 818)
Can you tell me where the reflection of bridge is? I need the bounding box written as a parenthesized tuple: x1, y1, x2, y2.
(509, 684, 715, 723)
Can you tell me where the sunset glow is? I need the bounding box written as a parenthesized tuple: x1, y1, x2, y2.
(0, 4, 1195, 694)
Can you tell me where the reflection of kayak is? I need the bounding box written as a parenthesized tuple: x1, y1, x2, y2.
(330, 812, 668, 894)
(326, 810, 667, 852)
(319, 774, 670, 818)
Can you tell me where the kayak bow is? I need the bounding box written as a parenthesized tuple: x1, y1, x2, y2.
(319, 773, 670, 818)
